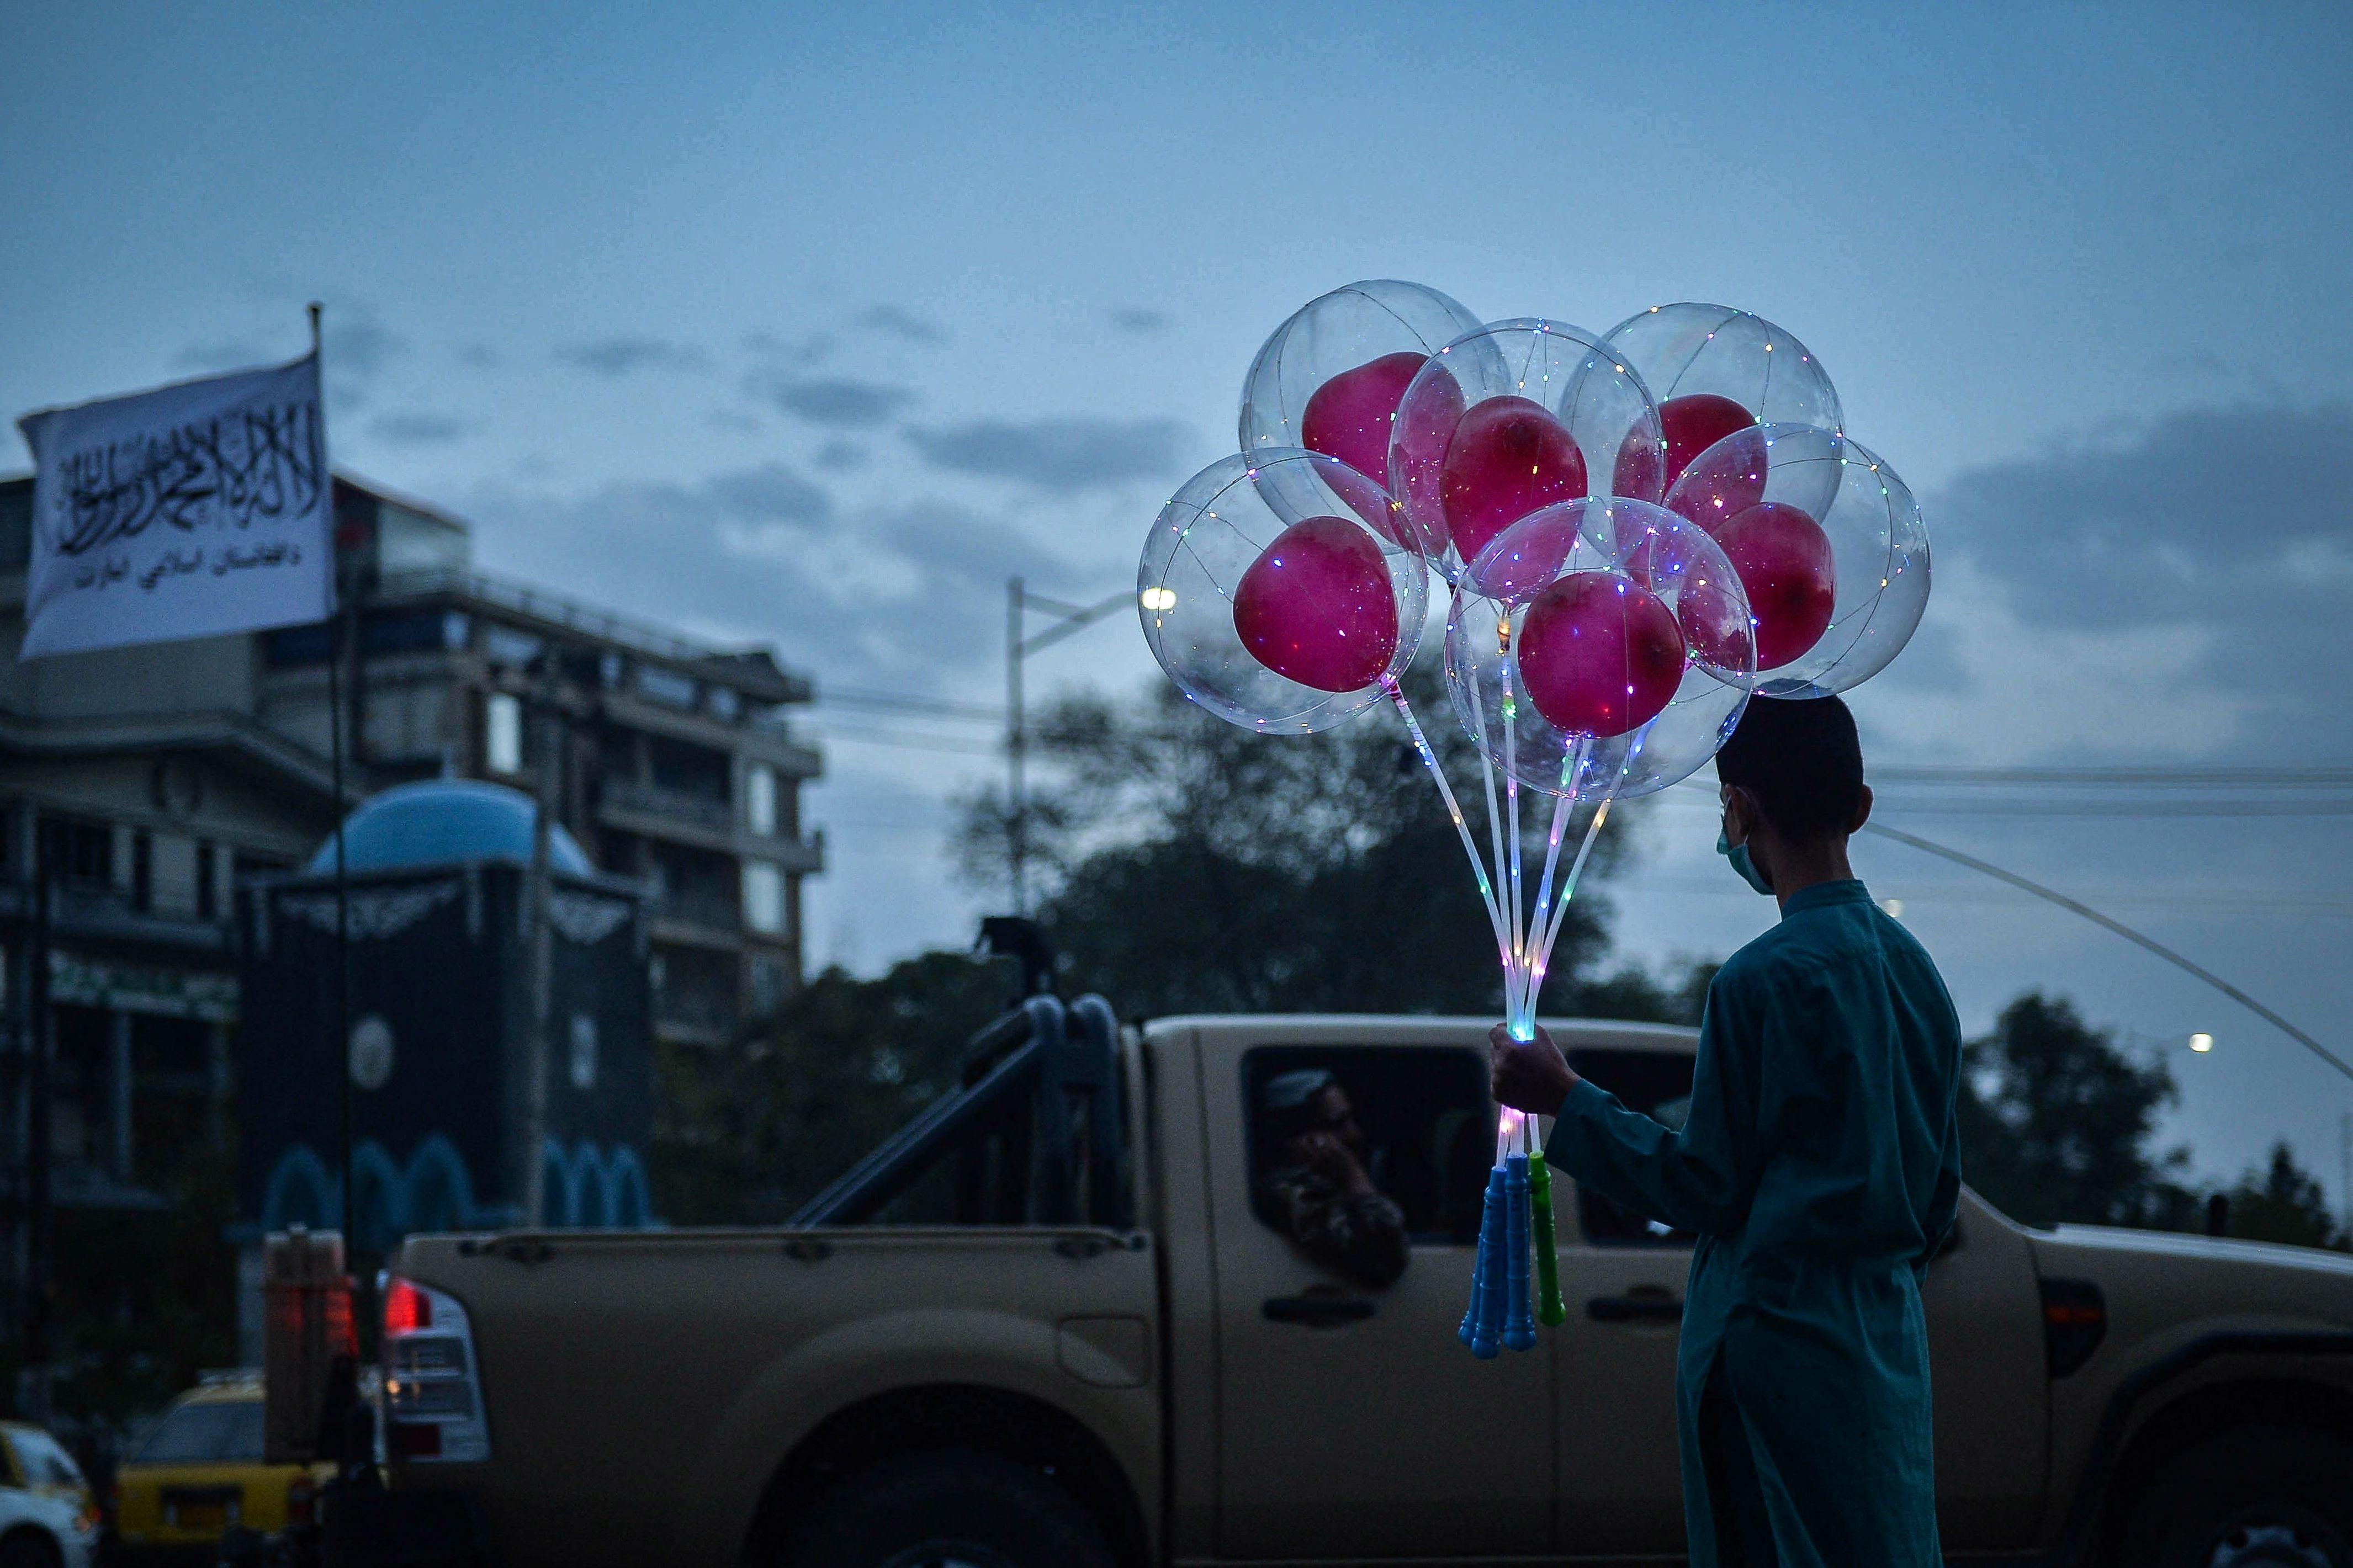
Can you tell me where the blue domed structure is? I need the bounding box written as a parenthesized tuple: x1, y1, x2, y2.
(305, 779, 592, 876)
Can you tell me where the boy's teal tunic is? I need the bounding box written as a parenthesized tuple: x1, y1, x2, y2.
(1548, 879, 1962, 1568)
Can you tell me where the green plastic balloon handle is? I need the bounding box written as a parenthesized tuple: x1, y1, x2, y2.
(1529, 1151, 1566, 1326)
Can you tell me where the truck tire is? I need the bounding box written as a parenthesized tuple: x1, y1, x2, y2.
(780, 1450, 1115, 1568)
(2119, 1425, 2353, 1568)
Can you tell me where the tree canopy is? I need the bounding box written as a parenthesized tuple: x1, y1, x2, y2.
(954, 668, 1705, 1021)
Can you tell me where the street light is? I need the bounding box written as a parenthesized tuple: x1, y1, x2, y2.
(1006, 577, 1135, 915)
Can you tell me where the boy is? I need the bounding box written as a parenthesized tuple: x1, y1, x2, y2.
(1489, 695, 1962, 1567)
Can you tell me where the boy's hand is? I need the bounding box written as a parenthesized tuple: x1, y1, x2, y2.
(1488, 1023, 1581, 1118)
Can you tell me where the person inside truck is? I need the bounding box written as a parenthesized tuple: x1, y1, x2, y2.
(1255, 1068, 1410, 1287)
(1489, 694, 1962, 1568)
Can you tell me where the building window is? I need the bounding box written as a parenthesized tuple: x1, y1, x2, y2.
(742, 860, 785, 936)
(484, 625, 544, 667)
(745, 764, 777, 837)
(638, 666, 698, 709)
(486, 692, 524, 775)
(195, 839, 218, 919)
(38, 816, 112, 889)
(748, 954, 785, 1016)
(708, 686, 740, 721)
(131, 832, 153, 912)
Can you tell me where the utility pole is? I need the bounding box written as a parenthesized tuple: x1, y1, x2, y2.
(520, 665, 562, 1227)
(1004, 578, 1133, 915)
(20, 835, 51, 1424)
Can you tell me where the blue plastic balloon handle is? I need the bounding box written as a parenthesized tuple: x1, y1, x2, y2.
(1472, 1165, 1507, 1358)
(1503, 1154, 1536, 1352)
(1459, 1163, 1497, 1346)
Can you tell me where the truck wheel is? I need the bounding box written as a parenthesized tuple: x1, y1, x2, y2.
(781, 1450, 1115, 1568)
(2120, 1426, 2353, 1568)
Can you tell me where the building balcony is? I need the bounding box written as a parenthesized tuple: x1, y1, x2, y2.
(652, 986, 736, 1047)
(0, 882, 234, 956)
(598, 781, 825, 873)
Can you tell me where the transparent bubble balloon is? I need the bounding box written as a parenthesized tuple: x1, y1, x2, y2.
(1444, 497, 1753, 801)
(1603, 303, 1842, 497)
(1140, 449, 1429, 733)
(1718, 434, 1927, 697)
(1389, 318, 1664, 587)
(1241, 281, 1483, 527)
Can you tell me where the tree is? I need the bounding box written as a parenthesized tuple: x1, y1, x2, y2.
(652, 951, 1011, 1225)
(1959, 992, 2196, 1229)
(956, 668, 1702, 1020)
(2218, 1142, 2348, 1251)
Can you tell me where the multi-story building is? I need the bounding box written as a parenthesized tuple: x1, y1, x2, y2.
(0, 469, 820, 1365)
(289, 476, 825, 1043)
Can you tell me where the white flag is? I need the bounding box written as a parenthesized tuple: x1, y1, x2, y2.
(15, 354, 333, 658)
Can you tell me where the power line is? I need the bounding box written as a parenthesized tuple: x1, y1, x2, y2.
(804, 724, 1003, 756)
(1859, 820, 2353, 1086)
(820, 687, 1003, 723)
(1868, 765, 2353, 787)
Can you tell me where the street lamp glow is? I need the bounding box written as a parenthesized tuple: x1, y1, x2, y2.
(1140, 587, 1178, 612)
(1880, 898, 1904, 918)
(2189, 1033, 2214, 1054)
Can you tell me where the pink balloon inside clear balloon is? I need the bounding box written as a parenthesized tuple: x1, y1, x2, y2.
(1513, 571, 1686, 737)
(1442, 397, 1587, 568)
(1301, 353, 1426, 495)
(1714, 502, 1836, 670)
(1662, 419, 1770, 529)
(1658, 394, 1756, 493)
(1232, 515, 1402, 693)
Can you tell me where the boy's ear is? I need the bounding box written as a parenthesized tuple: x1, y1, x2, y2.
(1850, 784, 1874, 834)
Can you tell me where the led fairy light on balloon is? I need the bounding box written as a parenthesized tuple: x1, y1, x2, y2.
(1662, 425, 1930, 695)
(1137, 280, 1932, 1359)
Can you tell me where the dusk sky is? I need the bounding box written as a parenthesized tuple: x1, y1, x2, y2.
(5, 3, 2350, 1200)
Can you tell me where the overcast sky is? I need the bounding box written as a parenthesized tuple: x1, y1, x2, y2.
(4, 2, 2350, 1202)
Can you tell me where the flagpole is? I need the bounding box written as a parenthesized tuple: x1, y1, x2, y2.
(312, 302, 357, 1266)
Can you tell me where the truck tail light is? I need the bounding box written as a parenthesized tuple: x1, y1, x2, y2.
(287, 1475, 315, 1526)
(381, 1275, 491, 1463)
(2039, 1278, 2106, 1378)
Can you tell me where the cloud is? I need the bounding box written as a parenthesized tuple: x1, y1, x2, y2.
(816, 439, 867, 471)
(745, 330, 835, 365)
(854, 305, 947, 343)
(324, 313, 402, 380)
(462, 463, 1065, 694)
(905, 417, 1191, 492)
(1110, 307, 1169, 333)
(1867, 401, 2353, 762)
(554, 337, 710, 376)
(748, 371, 911, 427)
(172, 339, 274, 373)
(368, 412, 470, 446)
(456, 344, 499, 369)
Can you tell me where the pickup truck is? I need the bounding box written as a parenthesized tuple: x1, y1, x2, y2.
(384, 997, 2353, 1567)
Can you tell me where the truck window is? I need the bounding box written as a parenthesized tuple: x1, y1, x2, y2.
(1243, 1047, 1488, 1245)
(1569, 1048, 1698, 1247)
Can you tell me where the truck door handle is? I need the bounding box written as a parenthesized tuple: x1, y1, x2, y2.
(1263, 1295, 1377, 1327)
(1586, 1294, 1683, 1324)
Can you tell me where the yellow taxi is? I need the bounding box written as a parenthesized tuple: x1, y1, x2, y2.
(110, 1375, 330, 1561)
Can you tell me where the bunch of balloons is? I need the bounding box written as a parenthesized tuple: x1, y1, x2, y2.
(1138, 282, 1931, 1353)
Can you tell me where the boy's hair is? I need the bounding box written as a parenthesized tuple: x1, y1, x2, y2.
(1716, 695, 1864, 837)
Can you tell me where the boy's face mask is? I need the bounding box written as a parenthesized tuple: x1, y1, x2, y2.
(1718, 788, 1775, 896)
